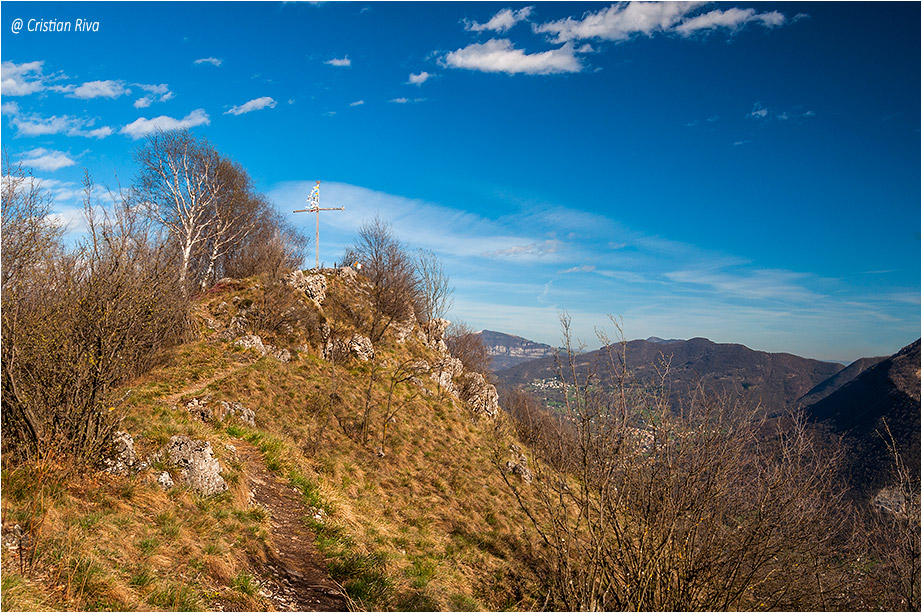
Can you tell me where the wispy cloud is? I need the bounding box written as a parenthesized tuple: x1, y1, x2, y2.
(443, 39, 584, 75)
(22, 148, 76, 172)
(535, 2, 785, 43)
(349, 100, 365, 106)
(225, 96, 277, 115)
(747, 101, 815, 122)
(674, 7, 784, 36)
(560, 264, 596, 274)
(486, 238, 563, 258)
(465, 6, 533, 33)
(389, 97, 425, 104)
(325, 56, 351, 67)
(120, 109, 210, 139)
(194, 57, 223, 67)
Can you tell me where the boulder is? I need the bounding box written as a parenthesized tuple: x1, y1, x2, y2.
(505, 453, 533, 484)
(105, 430, 137, 475)
(157, 471, 175, 490)
(165, 435, 227, 496)
(337, 266, 358, 282)
(348, 334, 375, 362)
(218, 400, 256, 427)
(235, 334, 268, 356)
(457, 371, 500, 418)
(183, 396, 256, 427)
(391, 305, 418, 344)
(183, 396, 213, 421)
(285, 270, 327, 305)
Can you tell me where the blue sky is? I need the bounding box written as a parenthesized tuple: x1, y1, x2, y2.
(2, 1, 919, 361)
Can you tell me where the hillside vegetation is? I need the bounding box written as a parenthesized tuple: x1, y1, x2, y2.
(2, 135, 918, 612)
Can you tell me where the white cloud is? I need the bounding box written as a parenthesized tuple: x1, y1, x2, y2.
(134, 96, 153, 109)
(443, 39, 584, 75)
(674, 7, 784, 36)
(120, 109, 210, 139)
(194, 57, 223, 66)
(465, 6, 533, 33)
(22, 148, 76, 172)
(7, 109, 113, 138)
(389, 97, 425, 104)
(70, 79, 130, 99)
(535, 2, 785, 43)
(407, 71, 431, 85)
(1, 60, 46, 96)
(1, 101, 20, 115)
(349, 100, 365, 106)
(225, 96, 277, 115)
(325, 56, 351, 67)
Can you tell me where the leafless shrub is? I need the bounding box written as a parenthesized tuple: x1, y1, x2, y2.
(413, 248, 453, 331)
(501, 314, 852, 611)
(342, 216, 419, 344)
(446, 321, 492, 376)
(2, 171, 190, 462)
(246, 278, 320, 343)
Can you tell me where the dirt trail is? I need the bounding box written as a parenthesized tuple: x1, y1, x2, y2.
(236, 441, 348, 612)
(161, 362, 251, 406)
(159, 361, 347, 611)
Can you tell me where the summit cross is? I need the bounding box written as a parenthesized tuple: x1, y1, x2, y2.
(293, 181, 345, 270)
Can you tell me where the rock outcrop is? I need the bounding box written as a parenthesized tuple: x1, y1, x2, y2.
(183, 396, 256, 427)
(285, 270, 327, 306)
(504, 446, 533, 484)
(105, 431, 137, 475)
(164, 435, 227, 495)
(457, 371, 500, 418)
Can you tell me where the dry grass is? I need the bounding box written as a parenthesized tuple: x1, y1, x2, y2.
(2, 272, 545, 611)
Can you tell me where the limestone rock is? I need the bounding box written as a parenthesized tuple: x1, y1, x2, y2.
(184, 396, 256, 427)
(273, 348, 292, 363)
(165, 435, 227, 496)
(430, 356, 464, 394)
(348, 334, 375, 362)
(505, 455, 533, 484)
(391, 305, 417, 344)
(457, 371, 500, 418)
(235, 334, 267, 356)
(337, 266, 358, 282)
(218, 400, 256, 427)
(285, 270, 327, 305)
(183, 396, 213, 422)
(105, 430, 137, 475)
(157, 471, 175, 490)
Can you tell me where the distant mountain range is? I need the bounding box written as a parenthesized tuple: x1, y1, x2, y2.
(804, 339, 920, 494)
(494, 336, 845, 414)
(475, 330, 557, 371)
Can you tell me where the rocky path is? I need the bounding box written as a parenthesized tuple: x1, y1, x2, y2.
(236, 441, 348, 612)
(159, 363, 347, 611)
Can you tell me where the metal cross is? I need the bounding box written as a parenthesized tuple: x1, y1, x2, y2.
(293, 181, 345, 270)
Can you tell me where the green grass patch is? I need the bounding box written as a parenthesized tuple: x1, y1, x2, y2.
(231, 572, 259, 596)
(146, 582, 202, 611)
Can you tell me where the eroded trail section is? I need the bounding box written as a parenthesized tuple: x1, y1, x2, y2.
(237, 442, 347, 612)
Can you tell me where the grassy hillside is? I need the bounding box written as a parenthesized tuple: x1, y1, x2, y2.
(1, 270, 543, 611)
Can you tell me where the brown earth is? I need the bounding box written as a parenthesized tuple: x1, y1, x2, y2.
(236, 441, 348, 612)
